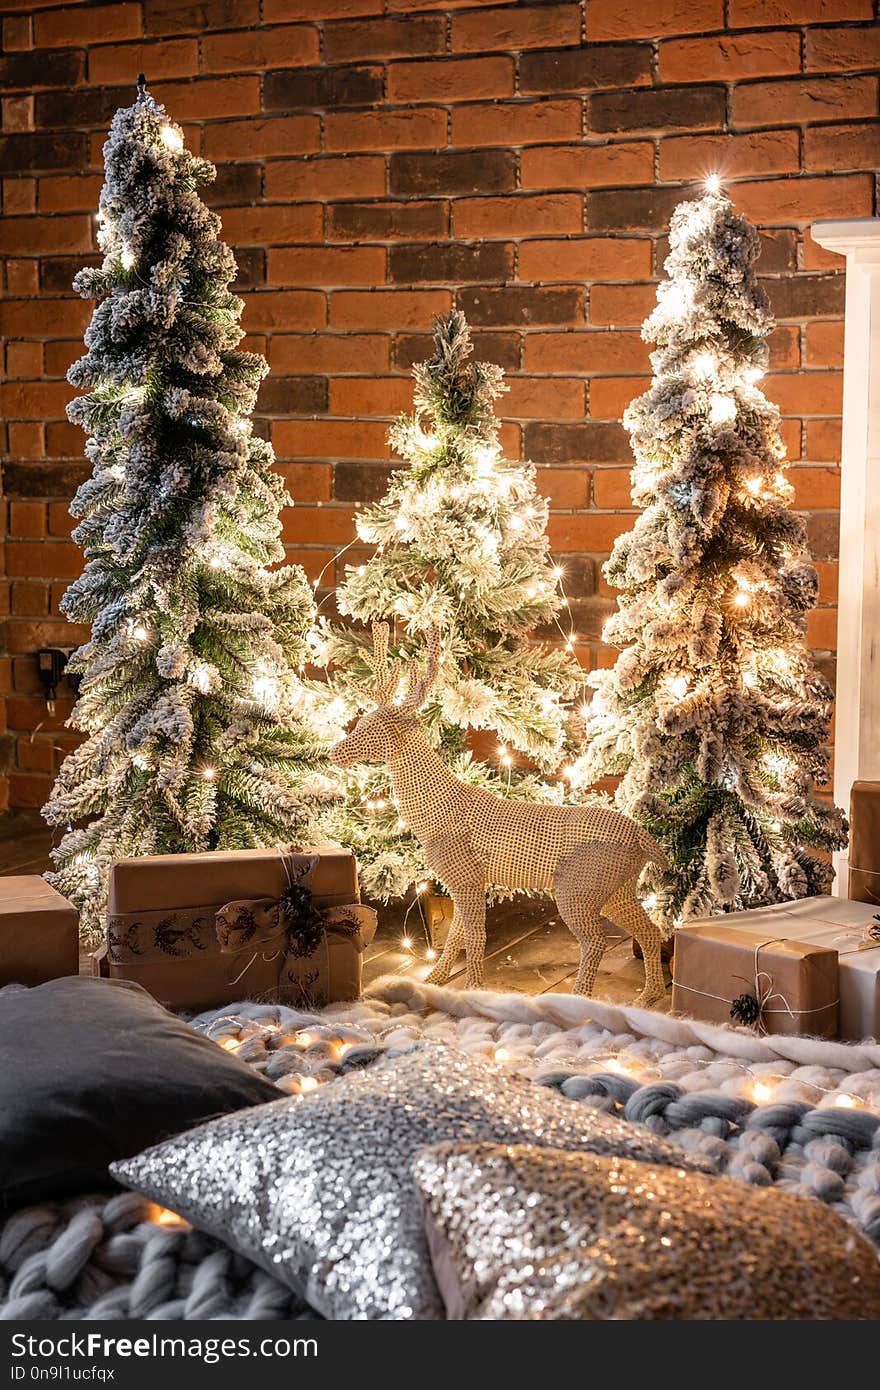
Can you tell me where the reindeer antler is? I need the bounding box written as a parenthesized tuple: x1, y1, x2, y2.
(399, 625, 441, 714)
(363, 622, 403, 706)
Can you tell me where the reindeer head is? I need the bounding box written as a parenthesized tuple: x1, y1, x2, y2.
(331, 623, 440, 768)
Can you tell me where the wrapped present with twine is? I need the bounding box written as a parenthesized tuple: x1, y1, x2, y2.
(695, 897, 880, 1042)
(671, 922, 839, 1039)
(0, 875, 79, 988)
(93, 846, 376, 1012)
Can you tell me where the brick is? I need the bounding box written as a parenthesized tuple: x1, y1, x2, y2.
(0, 131, 89, 174)
(801, 227, 844, 271)
(3, 96, 34, 133)
(588, 185, 686, 233)
(264, 65, 382, 111)
(47, 501, 73, 537)
(329, 377, 414, 417)
(394, 331, 520, 372)
(6, 542, 82, 579)
(5, 341, 43, 378)
(152, 77, 261, 121)
(455, 193, 581, 239)
(89, 38, 198, 84)
(270, 333, 390, 374)
(660, 29, 801, 82)
(35, 83, 133, 130)
(265, 0, 381, 16)
(807, 24, 880, 72)
(587, 0, 723, 38)
(1, 381, 71, 421)
(806, 607, 837, 651)
(8, 502, 46, 539)
(734, 175, 873, 225)
(325, 15, 444, 61)
(35, 3, 140, 48)
(388, 57, 514, 104)
(729, 0, 872, 25)
(519, 44, 652, 94)
(5, 260, 40, 294)
(756, 229, 798, 273)
(46, 422, 84, 454)
(6, 423, 46, 460)
(8, 774, 54, 809)
(805, 321, 844, 367)
(265, 156, 384, 201)
(3, 178, 36, 214)
(548, 512, 630, 553)
(525, 330, 649, 374)
(2, 460, 88, 497)
(44, 336, 83, 377)
(814, 561, 837, 604)
(326, 107, 447, 153)
(2, 16, 31, 51)
(275, 464, 333, 504)
(522, 142, 654, 190)
(764, 273, 845, 319)
(525, 421, 629, 464)
(38, 173, 103, 213)
(389, 242, 512, 284)
(503, 377, 583, 420)
(329, 201, 448, 242)
(203, 116, 320, 160)
(590, 86, 726, 134)
(451, 99, 581, 149)
(768, 325, 800, 368)
(458, 286, 583, 327)
(219, 204, 321, 246)
(732, 76, 878, 128)
(333, 464, 393, 504)
(40, 254, 99, 293)
(535, 467, 589, 508)
(765, 371, 842, 415)
(805, 510, 840, 561)
(241, 291, 326, 331)
(453, 4, 581, 53)
(391, 150, 516, 196)
(256, 376, 329, 416)
(202, 25, 318, 73)
(659, 130, 800, 181)
(267, 246, 385, 287)
(6, 695, 73, 734)
(789, 466, 840, 509)
(806, 419, 841, 461)
(520, 237, 652, 283)
(589, 376, 651, 419)
(330, 289, 453, 330)
(145, 0, 260, 33)
(0, 214, 93, 255)
(16, 736, 54, 774)
(0, 297, 91, 338)
(805, 123, 880, 173)
(278, 417, 388, 463)
(592, 467, 634, 508)
(590, 283, 657, 326)
(203, 164, 262, 208)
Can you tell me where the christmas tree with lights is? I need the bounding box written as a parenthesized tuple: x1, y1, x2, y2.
(316, 310, 585, 900)
(576, 181, 846, 932)
(43, 81, 328, 940)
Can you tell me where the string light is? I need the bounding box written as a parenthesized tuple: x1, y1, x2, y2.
(752, 1080, 774, 1104)
(705, 173, 722, 194)
(401, 936, 413, 951)
(160, 125, 184, 152)
(121, 247, 135, 269)
(132, 624, 148, 641)
(693, 351, 716, 376)
(295, 1032, 312, 1048)
(666, 674, 688, 700)
(744, 476, 763, 496)
(425, 947, 437, 962)
(744, 366, 765, 384)
(709, 393, 737, 425)
(299, 1076, 318, 1094)
(552, 566, 564, 581)
(201, 766, 217, 780)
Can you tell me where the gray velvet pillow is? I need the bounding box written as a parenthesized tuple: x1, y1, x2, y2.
(112, 1043, 713, 1320)
(0, 976, 279, 1209)
(414, 1142, 880, 1320)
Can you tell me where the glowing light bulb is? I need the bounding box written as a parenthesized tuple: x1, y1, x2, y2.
(133, 624, 148, 641)
(161, 125, 184, 152)
(552, 566, 564, 581)
(705, 173, 721, 195)
(834, 1093, 858, 1108)
(752, 1081, 774, 1103)
(744, 366, 765, 385)
(252, 673, 278, 704)
(667, 675, 688, 700)
(604, 1058, 629, 1076)
(509, 515, 523, 530)
(209, 555, 223, 569)
(401, 936, 413, 951)
(396, 818, 407, 831)
(733, 590, 751, 608)
(416, 880, 428, 894)
(121, 246, 135, 269)
(295, 1032, 312, 1048)
(425, 947, 437, 962)
(561, 764, 573, 780)
(201, 766, 217, 780)
(300, 1076, 318, 1094)
(709, 393, 737, 425)
(580, 703, 590, 718)
(395, 513, 409, 532)
(501, 754, 512, 767)
(494, 1046, 510, 1063)
(693, 352, 716, 377)
(643, 893, 658, 910)
(742, 669, 757, 688)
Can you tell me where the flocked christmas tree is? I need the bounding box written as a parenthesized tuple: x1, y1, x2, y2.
(576, 182, 847, 932)
(43, 80, 328, 940)
(315, 310, 585, 899)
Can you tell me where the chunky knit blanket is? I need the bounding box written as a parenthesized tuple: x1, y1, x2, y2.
(3, 976, 879, 1320)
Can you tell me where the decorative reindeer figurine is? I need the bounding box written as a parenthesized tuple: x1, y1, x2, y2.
(331, 624, 668, 1005)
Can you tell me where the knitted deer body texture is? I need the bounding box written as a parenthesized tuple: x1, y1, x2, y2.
(332, 627, 667, 1003)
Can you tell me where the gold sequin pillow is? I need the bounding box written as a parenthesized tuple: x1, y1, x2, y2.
(414, 1142, 880, 1321)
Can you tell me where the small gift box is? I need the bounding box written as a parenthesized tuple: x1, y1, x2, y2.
(848, 780, 880, 905)
(93, 846, 376, 1012)
(0, 875, 79, 987)
(671, 921, 838, 1038)
(706, 897, 880, 1042)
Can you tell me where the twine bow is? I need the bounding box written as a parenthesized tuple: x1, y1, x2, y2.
(730, 958, 794, 1035)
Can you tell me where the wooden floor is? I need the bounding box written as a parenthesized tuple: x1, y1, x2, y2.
(0, 809, 670, 1005)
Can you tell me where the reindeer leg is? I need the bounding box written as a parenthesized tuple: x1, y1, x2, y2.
(603, 878, 665, 1009)
(424, 912, 463, 986)
(455, 885, 487, 990)
(554, 876, 604, 997)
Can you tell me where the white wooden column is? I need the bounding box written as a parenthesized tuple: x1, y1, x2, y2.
(810, 219, 880, 892)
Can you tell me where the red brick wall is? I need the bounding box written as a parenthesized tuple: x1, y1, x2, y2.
(2, 0, 877, 812)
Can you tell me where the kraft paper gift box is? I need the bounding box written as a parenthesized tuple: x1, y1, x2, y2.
(0, 875, 79, 988)
(671, 921, 839, 1039)
(704, 897, 880, 1042)
(848, 781, 880, 905)
(92, 845, 376, 1013)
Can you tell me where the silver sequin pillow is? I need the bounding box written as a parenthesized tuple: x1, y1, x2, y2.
(414, 1141, 880, 1320)
(111, 1044, 712, 1320)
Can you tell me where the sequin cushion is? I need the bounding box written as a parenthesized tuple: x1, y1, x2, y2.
(414, 1141, 880, 1321)
(111, 1043, 712, 1320)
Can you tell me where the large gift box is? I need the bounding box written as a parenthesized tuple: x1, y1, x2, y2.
(848, 780, 880, 904)
(93, 846, 376, 1012)
(695, 897, 880, 1042)
(672, 920, 839, 1038)
(0, 875, 79, 987)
